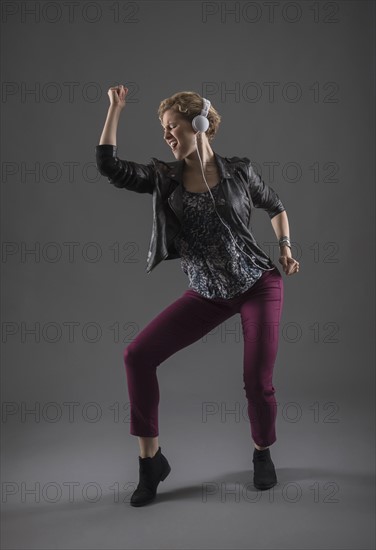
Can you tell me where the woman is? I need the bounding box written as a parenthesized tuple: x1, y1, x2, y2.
(96, 86, 300, 507)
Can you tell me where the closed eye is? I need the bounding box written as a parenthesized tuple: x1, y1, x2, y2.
(162, 125, 177, 131)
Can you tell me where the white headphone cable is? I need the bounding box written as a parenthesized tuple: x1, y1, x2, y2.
(194, 133, 275, 271)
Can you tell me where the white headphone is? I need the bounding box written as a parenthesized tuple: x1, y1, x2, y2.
(192, 96, 275, 272)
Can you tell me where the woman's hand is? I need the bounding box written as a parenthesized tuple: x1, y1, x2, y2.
(108, 84, 128, 110)
(278, 246, 300, 275)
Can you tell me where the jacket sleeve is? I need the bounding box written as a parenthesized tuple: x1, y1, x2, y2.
(247, 159, 286, 219)
(95, 144, 154, 194)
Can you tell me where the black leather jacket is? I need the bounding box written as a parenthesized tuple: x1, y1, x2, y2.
(95, 144, 286, 275)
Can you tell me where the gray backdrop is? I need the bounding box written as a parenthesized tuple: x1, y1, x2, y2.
(2, 0, 375, 549)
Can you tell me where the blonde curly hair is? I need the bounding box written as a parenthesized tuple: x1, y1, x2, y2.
(157, 91, 221, 143)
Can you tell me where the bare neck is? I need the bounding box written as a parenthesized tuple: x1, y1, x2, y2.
(183, 148, 217, 177)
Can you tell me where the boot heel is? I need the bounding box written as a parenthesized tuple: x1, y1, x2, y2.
(160, 463, 171, 481)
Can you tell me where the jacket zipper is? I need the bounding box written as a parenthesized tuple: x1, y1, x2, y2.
(146, 195, 182, 273)
(161, 196, 183, 259)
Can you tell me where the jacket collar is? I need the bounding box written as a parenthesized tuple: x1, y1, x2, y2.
(164, 151, 233, 183)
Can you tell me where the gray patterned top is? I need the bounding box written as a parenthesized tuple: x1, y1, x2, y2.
(173, 182, 265, 299)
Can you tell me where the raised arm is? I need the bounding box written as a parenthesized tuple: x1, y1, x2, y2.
(99, 95, 123, 146)
(95, 85, 154, 194)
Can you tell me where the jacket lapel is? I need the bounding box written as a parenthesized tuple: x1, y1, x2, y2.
(166, 152, 233, 223)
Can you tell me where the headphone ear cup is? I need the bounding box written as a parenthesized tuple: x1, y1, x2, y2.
(192, 115, 209, 133)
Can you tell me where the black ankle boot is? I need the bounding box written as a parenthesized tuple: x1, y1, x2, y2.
(130, 446, 171, 507)
(252, 448, 277, 490)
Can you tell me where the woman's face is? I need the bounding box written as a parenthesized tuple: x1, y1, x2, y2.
(161, 109, 197, 159)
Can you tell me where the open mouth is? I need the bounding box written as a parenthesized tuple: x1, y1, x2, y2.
(168, 140, 178, 150)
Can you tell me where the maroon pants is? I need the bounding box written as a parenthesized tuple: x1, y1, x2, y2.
(123, 267, 284, 447)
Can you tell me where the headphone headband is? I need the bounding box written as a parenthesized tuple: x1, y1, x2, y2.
(201, 97, 211, 118)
